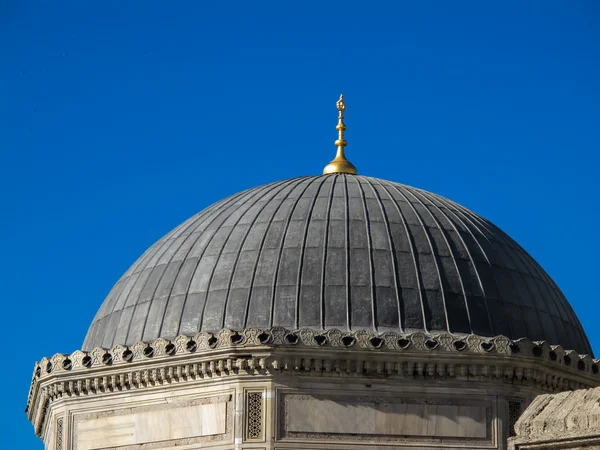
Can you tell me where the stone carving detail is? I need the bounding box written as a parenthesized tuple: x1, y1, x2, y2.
(28, 328, 600, 381)
(246, 391, 263, 440)
(56, 417, 63, 450)
(494, 335, 512, 354)
(508, 400, 522, 437)
(243, 327, 263, 345)
(69, 350, 87, 370)
(110, 345, 126, 364)
(509, 386, 600, 449)
(270, 327, 287, 345)
(25, 327, 600, 439)
(130, 342, 146, 362)
(152, 337, 170, 357)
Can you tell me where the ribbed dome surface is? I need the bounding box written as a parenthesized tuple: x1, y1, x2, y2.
(83, 175, 592, 355)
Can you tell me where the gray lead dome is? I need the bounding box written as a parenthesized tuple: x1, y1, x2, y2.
(84, 174, 592, 355)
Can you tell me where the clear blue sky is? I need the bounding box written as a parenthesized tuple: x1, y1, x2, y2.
(1, 1, 599, 447)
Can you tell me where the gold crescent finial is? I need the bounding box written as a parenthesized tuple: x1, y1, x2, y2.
(323, 94, 358, 175)
(336, 94, 346, 113)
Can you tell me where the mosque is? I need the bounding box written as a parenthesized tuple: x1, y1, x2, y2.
(26, 96, 599, 450)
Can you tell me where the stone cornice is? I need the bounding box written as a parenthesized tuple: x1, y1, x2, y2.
(26, 328, 600, 438)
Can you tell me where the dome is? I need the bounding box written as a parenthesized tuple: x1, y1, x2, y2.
(83, 174, 592, 355)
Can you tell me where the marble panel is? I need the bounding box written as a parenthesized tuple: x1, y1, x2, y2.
(281, 393, 492, 442)
(74, 398, 227, 450)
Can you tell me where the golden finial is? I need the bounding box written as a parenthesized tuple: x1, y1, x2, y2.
(323, 94, 358, 175)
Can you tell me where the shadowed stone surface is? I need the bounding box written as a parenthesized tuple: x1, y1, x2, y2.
(83, 174, 591, 354)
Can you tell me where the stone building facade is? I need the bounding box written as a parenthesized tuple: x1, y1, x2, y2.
(26, 98, 598, 449)
(27, 328, 600, 450)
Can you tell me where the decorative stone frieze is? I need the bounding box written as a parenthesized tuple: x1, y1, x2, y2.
(26, 327, 600, 441)
(509, 386, 600, 449)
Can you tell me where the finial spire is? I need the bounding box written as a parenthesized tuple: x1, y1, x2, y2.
(323, 94, 358, 175)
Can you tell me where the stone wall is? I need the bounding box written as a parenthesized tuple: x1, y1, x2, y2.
(43, 376, 527, 450)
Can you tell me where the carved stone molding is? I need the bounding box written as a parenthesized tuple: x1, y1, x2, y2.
(509, 386, 600, 449)
(29, 328, 600, 381)
(26, 327, 600, 439)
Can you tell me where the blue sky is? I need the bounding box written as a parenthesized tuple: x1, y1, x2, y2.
(1, 1, 599, 447)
